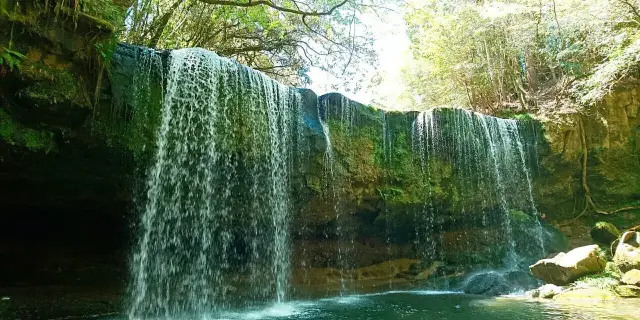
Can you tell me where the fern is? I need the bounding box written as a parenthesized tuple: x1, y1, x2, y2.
(0, 47, 25, 71)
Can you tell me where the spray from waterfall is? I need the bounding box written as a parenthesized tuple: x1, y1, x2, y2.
(318, 95, 358, 296)
(411, 108, 546, 270)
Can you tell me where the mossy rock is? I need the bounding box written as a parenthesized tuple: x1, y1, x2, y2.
(0, 297, 9, 315)
(509, 210, 535, 223)
(605, 262, 623, 279)
(591, 222, 622, 245)
(0, 109, 56, 152)
(615, 285, 640, 298)
(621, 269, 640, 286)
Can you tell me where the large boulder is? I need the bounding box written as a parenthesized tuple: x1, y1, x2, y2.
(590, 222, 621, 245)
(613, 231, 640, 273)
(463, 272, 510, 296)
(529, 245, 606, 285)
(621, 269, 640, 286)
(504, 270, 539, 289)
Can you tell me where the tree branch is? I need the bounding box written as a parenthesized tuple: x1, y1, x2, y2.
(197, 0, 349, 16)
(618, 0, 640, 22)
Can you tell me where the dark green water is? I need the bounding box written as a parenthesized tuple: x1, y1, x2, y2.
(95, 291, 640, 320)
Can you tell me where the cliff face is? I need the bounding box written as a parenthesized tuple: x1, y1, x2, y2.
(0, 1, 134, 289)
(534, 89, 640, 223)
(0, 1, 136, 210)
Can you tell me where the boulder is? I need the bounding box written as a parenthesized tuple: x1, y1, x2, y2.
(621, 269, 640, 286)
(591, 222, 621, 245)
(463, 272, 510, 296)
(615, 285, 640, 298)
(529, 245, 606, 285)
(414, 261, 445, 281)
(524, 289, 540, 298)
(553, 288, 617, 301)
(538, 284, 564, 298)
(0, 297, 9, 315)
(613, 231, 640, 273)
(505, 270, 540, 290)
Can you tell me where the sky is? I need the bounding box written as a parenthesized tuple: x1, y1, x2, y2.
(305, 3, 412, 109)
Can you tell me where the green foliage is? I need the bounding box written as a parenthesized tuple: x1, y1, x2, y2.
(574, 32, 640, 105)
(78, 0, 128, 27)
(402, 0, 640, 113)
(0, 109, 55, 152)
(0, 46, 24, 71)
(572, 272, 620, 291)
(93, 35, 119, 69)
(122, 0, 383, 86)
(20, 62, 85, 106)
(509, 210, 535, 223)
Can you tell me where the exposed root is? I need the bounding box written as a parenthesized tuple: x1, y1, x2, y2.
(629, 224, 640, 232)
(562, 115, 640, 225)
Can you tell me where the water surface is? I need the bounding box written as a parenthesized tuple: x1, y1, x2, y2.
(98, 291, 640, 320)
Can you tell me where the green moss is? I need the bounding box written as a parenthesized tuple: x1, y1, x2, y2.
(381, 130, 429, 205)
(495, 108, 535, 121)
(19, 61, 89, 107)
(328, 119, 383, 202)
(2, 0, 124, 31)
(0, 109, 55, 152)
(572, 272, 620, 291)
(591, 221, 621, 245)
(509, 210, 535, 223)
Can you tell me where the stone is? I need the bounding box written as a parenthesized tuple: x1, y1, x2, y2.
(613, 231, 640, 273)
(504, 270, 539, 290)
(529, 245, 606, 285)
(0, 297, 9, 315)
(538, 284, 564, 298)
(621, 269, 640, 286)
(615, 285, 640, 298)
(463, 272, 510, 296)
(590, 222, 621, 245)
(524, 289, 539, 298)
(415, 261, 445, 281)
(553, 288, 617, 301)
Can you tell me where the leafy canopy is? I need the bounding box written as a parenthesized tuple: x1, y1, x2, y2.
(122, 0, 390, 86)
(402, 0, 640, 113)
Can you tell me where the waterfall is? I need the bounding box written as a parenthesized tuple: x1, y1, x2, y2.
(129, 48, 303, 318)
(318, 95, 360, 295)
(411, 108, 546, 270)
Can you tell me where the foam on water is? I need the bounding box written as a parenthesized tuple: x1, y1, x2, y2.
(215, 302, 310, 320)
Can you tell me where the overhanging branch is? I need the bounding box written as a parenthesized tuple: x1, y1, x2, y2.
(197, 0, 349, 16)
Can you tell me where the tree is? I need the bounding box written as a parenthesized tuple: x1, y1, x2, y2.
(122, 0, 389, 86)
(401, 0, 640, 113)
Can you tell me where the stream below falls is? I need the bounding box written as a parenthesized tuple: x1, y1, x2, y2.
(77, 291, 640, 320)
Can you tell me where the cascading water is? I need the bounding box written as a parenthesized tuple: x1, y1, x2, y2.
(128, 48, 303, 319)
(411, 108, 546, 271)
(319, 95, 358, 295)
(115, 42, 552, 312)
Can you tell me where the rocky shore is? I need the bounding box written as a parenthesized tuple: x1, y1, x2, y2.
(527, 222, 640, 300)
